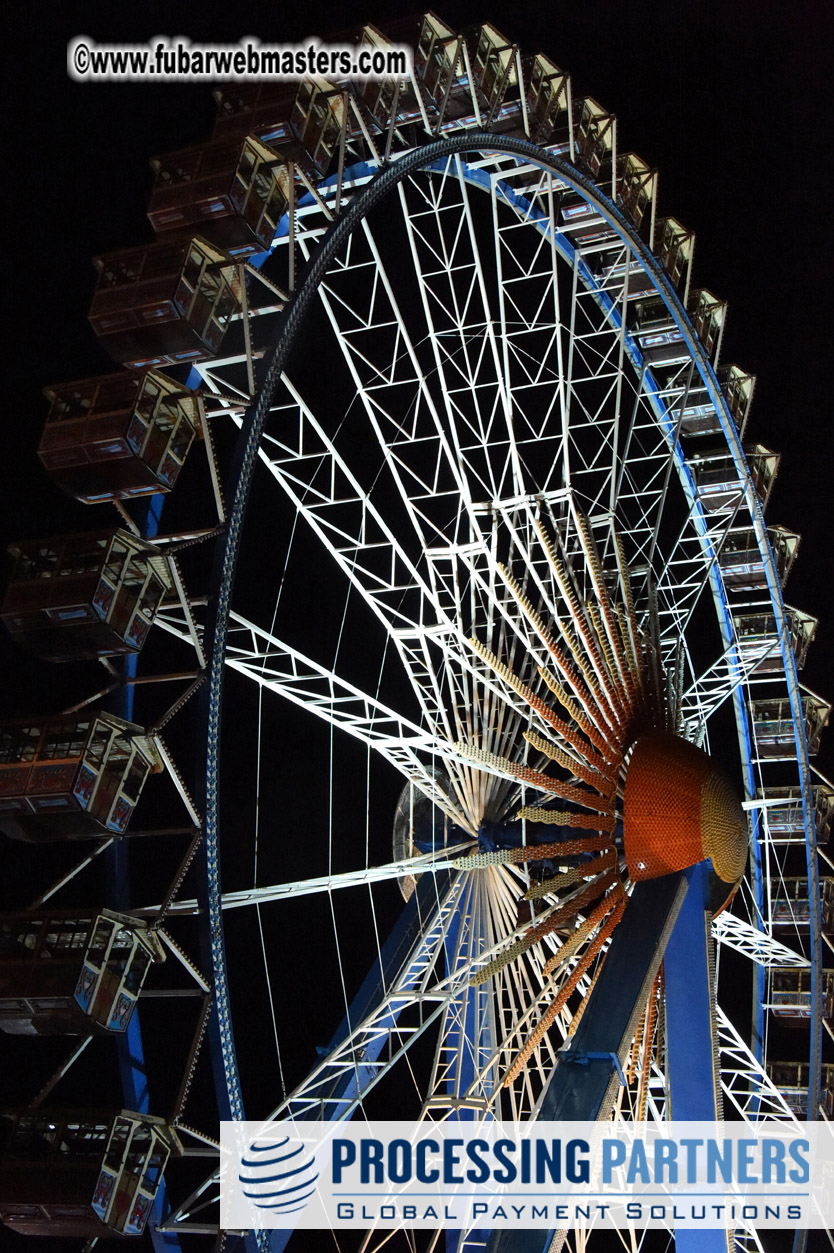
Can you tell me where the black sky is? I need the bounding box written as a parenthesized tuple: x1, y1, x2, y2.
(3, 0, 833, 730)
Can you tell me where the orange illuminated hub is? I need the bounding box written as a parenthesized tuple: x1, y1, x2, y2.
(623, 733, 747, 887)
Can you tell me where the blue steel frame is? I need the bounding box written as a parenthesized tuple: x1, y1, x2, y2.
(193, 134, 820, 1253)
(664, 862, 728, 1253)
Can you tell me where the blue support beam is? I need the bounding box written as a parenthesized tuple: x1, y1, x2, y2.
(664, 861, 727, 1253)
(665, 862, 719, 1121)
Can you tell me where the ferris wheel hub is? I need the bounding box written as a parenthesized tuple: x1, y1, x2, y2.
(623, 733, 747, 889)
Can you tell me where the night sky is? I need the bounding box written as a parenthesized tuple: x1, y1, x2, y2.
(1, 2, 832, 1251)
(4, 1, 832, 735)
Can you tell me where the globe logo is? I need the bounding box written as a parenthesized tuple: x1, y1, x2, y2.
(239, 1134, 319, 1214)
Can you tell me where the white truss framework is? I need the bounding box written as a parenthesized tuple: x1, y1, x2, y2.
(715, 1004, 800, 1122)
(713, 912, 810, 969)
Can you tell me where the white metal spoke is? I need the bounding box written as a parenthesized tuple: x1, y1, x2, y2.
(165, 848, 471, 914)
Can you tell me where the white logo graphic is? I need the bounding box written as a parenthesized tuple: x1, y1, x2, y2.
(238, 1135, 319, 1215)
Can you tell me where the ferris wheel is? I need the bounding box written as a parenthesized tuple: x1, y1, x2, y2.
(154, 17, 828, 1251)
(0, 12, 829, 1253)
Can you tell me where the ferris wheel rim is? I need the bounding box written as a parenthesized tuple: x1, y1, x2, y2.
(194, 130, 821, 1243)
